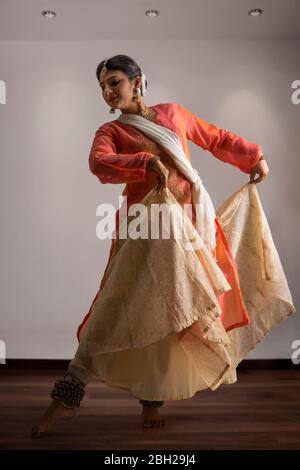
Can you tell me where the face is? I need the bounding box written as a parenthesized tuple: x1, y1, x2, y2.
(99, 69, 141, 109)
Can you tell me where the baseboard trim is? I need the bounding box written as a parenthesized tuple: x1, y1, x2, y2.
(0, 358, 298, 371)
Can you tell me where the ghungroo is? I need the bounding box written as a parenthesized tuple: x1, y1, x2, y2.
(139, 399, 164, 407)
(50, 377, 86, 408)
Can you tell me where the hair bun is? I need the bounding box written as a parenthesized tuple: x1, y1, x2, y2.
(141, 71, 147, 96)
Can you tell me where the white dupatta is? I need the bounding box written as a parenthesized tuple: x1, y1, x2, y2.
(117, 112, 217, 251)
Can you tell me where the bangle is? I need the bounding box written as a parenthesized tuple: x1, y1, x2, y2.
(148, 155, 161, 169)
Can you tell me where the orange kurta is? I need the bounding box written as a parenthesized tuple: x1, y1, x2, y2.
(77, 102, 262, 342)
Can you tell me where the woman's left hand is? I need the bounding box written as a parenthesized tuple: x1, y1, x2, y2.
(250, 158, 269, 184)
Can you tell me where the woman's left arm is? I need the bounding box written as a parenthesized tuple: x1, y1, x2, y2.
(177, 103, 269, 182)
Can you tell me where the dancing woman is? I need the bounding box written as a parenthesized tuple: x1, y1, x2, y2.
(31, 54, 272, 438)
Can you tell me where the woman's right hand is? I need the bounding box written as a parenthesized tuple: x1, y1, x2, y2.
(148, 157, 169, 194)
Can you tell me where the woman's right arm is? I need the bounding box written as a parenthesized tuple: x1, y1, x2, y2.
(89, 124, 157, 184)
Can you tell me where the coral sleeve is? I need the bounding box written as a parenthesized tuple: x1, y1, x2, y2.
(178, 103, 263, 174)
(88, 124, 155, 184)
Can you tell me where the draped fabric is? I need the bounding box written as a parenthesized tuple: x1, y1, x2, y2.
(68, 102, 296, 401)
(69, 182, 295, 400)
(77, 102, 262, 342)
(117, 111, 217, 251)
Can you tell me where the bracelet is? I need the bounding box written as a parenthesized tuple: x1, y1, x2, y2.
(148, 155, 161, 169)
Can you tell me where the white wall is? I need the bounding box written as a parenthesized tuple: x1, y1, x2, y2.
(0, 39, 299, 359)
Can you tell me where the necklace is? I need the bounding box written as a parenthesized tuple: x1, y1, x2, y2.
(121, 106, 153, 121)
(136, 106, 151, 120)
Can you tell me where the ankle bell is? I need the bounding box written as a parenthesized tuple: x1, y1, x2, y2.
(50, 377, 86, 408)
(139, 399, 164, 407)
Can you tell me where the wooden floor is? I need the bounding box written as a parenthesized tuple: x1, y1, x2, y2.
(0, 369, 300, 450)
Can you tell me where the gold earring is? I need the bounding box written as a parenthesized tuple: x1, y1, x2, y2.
(133, 87, 141, 102)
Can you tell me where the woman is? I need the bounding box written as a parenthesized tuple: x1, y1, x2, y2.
(31, 54, 281, 438)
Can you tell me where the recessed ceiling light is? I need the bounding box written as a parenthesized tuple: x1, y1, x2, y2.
(145, 9, 160, 17)
(248, 8, 263, 17)
(41, 10, 57, 19)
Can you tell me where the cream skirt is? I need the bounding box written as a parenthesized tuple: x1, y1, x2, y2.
(68, 183, 296, 401)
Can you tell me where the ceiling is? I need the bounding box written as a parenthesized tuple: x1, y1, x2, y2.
(0, 0, 299, 41)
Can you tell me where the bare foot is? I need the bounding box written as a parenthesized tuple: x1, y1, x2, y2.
(142, 405, 165, 428)
(31, 399, 76, 438)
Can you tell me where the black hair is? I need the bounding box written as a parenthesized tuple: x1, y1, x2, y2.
(96, 54, 148, 91)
